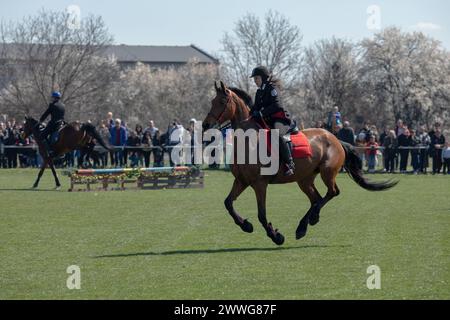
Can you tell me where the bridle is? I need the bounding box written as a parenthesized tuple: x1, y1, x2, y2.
(207, 94, 233, 130)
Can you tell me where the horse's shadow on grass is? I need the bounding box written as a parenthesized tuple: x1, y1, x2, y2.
(0, 188, 60, 192)
(94, 244, 351, 259)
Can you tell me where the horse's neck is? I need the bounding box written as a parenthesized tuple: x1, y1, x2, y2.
(231, 97, 251, 130)
(31, 121, 43, 141)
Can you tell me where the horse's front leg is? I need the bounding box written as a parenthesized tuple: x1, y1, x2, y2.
(224, 178, 253, 233)
(252, 182, 285, 246)
(33, 159, 47, 188)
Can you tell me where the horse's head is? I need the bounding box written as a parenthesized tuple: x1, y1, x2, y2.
(22, 116, 39, 140)
(203, 81, 235, 131)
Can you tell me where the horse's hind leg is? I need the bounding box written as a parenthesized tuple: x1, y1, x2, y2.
(296, 177, 322, 239)
(48, 159, 61, 189)
(252, 182, 285, 246)
(224, 179, 253, 233)
(309, 167, 340, 226)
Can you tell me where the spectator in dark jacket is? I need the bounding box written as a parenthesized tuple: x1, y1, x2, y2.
(126, 130, 142, 167)
(409, 129, 421, 174)
(337, 121, 355, 145)
(417, 126, 431, 174)
(4, 122, 19, 168)
(379, 128, 388, 145)
(0, 122, 6, 168)
(397, 128, 411, 173)
(141, 131, 152, 167)
(428, 121, 442, 141)
(110, 119, 127, 167)
(383, 130, 398, 173)
(430, 129, 445, 174)
(359, 122, 372, 143)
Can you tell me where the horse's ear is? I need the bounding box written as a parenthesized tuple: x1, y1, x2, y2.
(220, 81, 228, 95)
(214, 81, 220, 92)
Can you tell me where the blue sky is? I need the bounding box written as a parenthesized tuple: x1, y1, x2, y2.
(1, 0, 449, 56)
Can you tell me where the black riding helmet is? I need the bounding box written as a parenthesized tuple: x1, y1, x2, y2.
(250, 66, 270, 82)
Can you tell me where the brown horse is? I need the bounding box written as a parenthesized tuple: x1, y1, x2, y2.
(22, 116, 112, 189)
(202, 81, 398, 245)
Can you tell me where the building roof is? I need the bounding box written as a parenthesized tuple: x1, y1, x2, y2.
(0, 43, 219, 65)
(105, 44, 219, 64)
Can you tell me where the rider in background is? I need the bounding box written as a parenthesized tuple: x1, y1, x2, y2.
(39, 91, 65, 157)
(249, 66, 295, 176)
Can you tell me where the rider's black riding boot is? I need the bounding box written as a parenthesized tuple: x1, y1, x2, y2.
(42, 137, 55, 158)
(279, 137, 295, 176)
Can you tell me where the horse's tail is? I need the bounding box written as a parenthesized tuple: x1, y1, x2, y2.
(340, 141, 398, 191)
(81, 123, 113, 152)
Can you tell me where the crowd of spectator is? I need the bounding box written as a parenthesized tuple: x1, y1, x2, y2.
(320, 106, 449, 175)
(0, 112, 200, 170)
(1, 109, 449, 175)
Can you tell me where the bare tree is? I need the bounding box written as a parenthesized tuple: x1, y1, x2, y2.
(220, 10, 303, 93)
(0, 9, 118, 120)
(298, 37, 361, 126)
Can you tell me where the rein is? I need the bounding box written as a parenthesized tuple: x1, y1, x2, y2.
(207, 95, 232, 125)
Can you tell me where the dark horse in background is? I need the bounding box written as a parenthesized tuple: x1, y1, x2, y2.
(203, 81, 398, 245)
(22, 116, 112, 189)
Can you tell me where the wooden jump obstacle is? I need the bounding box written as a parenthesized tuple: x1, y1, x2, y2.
(67, 166, 204, 192)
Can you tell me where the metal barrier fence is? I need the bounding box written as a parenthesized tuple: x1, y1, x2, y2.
(0, 144, 447, 172)
(0, 144, 444, 152)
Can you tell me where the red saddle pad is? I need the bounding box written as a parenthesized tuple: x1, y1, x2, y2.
(291, 131, 312, 159)
(261, 130, 312, 159)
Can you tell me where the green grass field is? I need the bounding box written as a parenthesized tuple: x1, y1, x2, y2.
(0, 169, 449, 299)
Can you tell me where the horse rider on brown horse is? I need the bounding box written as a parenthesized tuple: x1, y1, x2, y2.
(39, 91, 65, 158)
(249, 66, 296, 176)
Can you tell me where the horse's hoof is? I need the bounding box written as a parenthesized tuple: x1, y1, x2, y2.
(55, 186, 61, 191)
(240, 219, 254, 233)
(309, 214, 319, 226)
(296, 229, 307, 240)
(273, 233, 285, 246)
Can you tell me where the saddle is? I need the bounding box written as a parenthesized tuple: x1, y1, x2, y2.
(42, 121, 66, 145)
(257, 119, 312, 159)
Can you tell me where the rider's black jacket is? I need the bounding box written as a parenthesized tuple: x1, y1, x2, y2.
(40, 101, 65, 124)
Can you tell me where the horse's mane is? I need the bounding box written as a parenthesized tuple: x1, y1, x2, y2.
(25, 116, 38, 125)
(229, 87, 253, 108)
